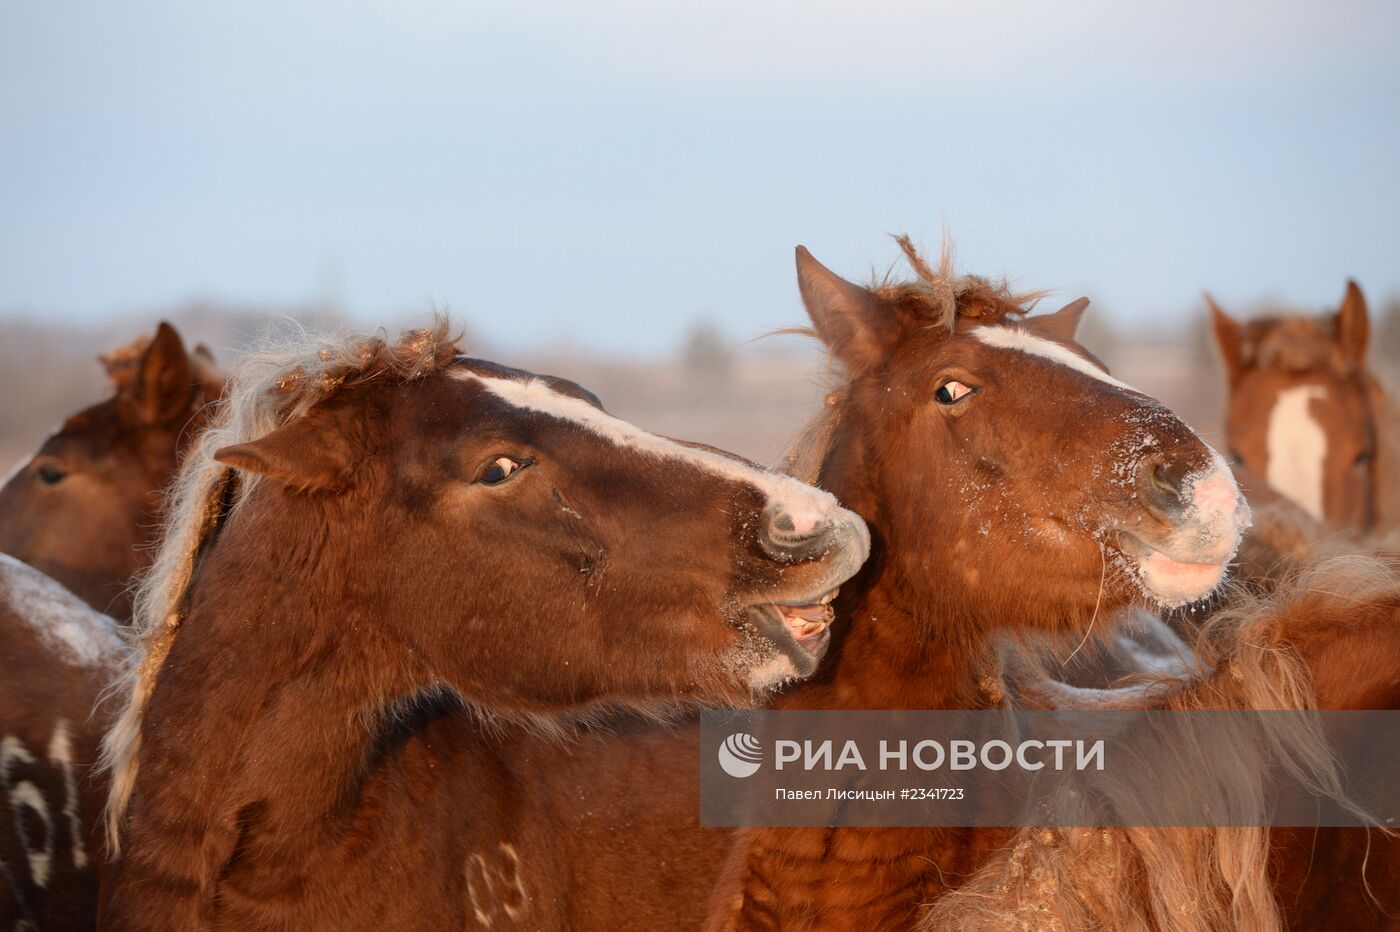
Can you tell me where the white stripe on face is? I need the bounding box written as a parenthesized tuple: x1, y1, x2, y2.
(454, 370, 842, 521)
(1266, 385, 1327, 522)
(971, 326, 1139, 393)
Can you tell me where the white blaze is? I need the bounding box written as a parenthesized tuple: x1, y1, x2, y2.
(455, 370, 854, 529)
(971, 325, 1139, 392)
(1265, 385, 1328, 522)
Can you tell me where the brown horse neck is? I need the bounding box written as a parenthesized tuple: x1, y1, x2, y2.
(799, 575, 996, 710)
(136, 612, 409, 827)
(717, 574, 1003, 928)
(115, 506, 437, 914)
(801, 434, 998, 711)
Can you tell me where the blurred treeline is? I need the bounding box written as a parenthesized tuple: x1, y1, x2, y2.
(2, 295, 1399, 473)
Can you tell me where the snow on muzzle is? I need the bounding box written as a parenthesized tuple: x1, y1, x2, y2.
(1119, 450, 1252, 607)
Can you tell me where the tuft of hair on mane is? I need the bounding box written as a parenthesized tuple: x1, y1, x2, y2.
(873, 234, 1048, 332)
(921, 553, 1400, 932)
(98, 314, 462, 856)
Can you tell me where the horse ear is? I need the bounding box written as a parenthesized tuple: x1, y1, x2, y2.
(189, 342, 226, 395)
(214, 411, 355, 494)
(1206, 295, 1247, 387)
(1037, 297, 1091, 342)
(126, 321, 194, 424)
(1336, 279, 1369, 366)
(795, 246, 898, 376)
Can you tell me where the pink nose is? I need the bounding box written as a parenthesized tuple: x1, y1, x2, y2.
(783, 504, 824, 537)
(761, 498, 833, 559)
(1190, 469, 1238, 516)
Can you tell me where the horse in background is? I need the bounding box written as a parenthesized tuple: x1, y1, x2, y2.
(1209, 281, 1400, 534)
(99, 319, 868, 930)
(0, 555, 127, 930)
(0, 323, 222, 622)
(0, 322, 221, 928)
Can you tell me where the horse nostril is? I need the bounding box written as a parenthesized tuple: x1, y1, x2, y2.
(761, 502, 831, 559)
(1139, 456, 1189, 518)
(1152, 463, 1182, 496)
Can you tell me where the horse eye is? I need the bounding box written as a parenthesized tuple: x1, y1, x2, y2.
(1228, 449, 1245, 467)
(1355, 450, 1372, 467)
(934, 381, 977, 405)
(477, 456, 530, 485)
(35, 461, 67, 485)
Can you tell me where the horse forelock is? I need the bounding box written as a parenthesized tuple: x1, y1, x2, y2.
(1246, 314, 1348, 375)
(99, 314, 464, 854)
(874, 234, 1042, 333)
(98, 334, 153, 389)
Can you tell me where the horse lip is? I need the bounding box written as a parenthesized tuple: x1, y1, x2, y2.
(744, 593, 838, 677)
(1115, 530, 1230, 606)
(1116, 529, 1230, 570)
(1117, 531, 1177, 565)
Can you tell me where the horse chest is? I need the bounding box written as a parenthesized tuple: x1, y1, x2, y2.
(200, 733, 546, 930)
(724, 826, 1004, 930)
(455, 723, 733, 931)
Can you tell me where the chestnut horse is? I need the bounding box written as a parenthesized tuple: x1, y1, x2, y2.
(98, 320, 869, 930)
(0, 323, 222, 621)
(1, 554, 126, 930)
(706, 241, 1250, 930)
(1209, 282, 1399, 533)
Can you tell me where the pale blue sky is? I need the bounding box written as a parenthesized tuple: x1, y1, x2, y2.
(2, 1, 1398, 352)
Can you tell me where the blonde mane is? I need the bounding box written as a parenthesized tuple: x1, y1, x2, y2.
(99, 316, 462, 854)
(922, 554, 1399, 931)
